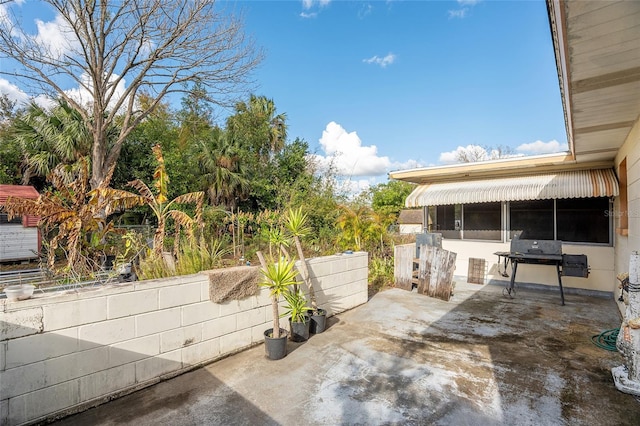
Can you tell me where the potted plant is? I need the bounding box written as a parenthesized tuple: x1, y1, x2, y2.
(283, 288, 310, 342)
(257, 251, 300, 360)
(285, 207, 327, 333)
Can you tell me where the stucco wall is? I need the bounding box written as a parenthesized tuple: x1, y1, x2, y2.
(0, 252, 368, 426)
(615, 116, 640, 314)
(440, 240, 615, 294)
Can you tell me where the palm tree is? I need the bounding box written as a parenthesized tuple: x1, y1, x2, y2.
(13, 99, 94, 184)
(227, 94, 288, 157)
(197, 128, 249, 209)
(336, 205, 371, 251)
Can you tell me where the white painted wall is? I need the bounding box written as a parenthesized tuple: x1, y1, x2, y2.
(0, 252, 368, 426)
(440, 240, 615, 293)
(0, 226, 38, 262)
(615, 117, 640, 315)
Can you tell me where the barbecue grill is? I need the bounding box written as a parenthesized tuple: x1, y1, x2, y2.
(494, 239, 589, 305)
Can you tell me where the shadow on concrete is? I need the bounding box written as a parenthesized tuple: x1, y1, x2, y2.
(7, 281, 640, 425)
(0, 320, 275, 426)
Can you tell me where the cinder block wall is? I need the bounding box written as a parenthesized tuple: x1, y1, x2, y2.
(0, 252, 368, 425)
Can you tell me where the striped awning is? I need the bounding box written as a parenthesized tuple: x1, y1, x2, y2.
(405, 168, 619, 207)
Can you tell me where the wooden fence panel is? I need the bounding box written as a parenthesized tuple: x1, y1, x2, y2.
(416, 244, 457, 301)
(394, 243, 416, 291)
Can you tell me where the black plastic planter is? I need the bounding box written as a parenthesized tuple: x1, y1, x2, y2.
(289, 316, 310, 342)
(308, 308, 327, 334)
(264, 328, 288, 360)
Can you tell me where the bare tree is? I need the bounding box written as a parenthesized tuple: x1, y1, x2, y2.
(455, 144, 517, 163)
(0, 0, 262, 189)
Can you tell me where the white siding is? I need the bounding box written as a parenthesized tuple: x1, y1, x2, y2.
(0, 225, 38, 262)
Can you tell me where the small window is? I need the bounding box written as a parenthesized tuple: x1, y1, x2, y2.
(557, 197, 610, 244)
(464, 202, 501, 240)
(434, 205, 461, 239)
(509, 200, 554, 240)
(0, 213, 22, 225)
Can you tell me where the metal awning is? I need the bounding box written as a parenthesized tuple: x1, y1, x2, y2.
(405, 168, 619, 207)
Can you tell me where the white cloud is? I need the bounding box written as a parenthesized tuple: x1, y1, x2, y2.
(516, 139, 568, 155)
(448, 8, 468, 19)
(363, 53, 396, 68)
(33, 13, 79, 60)
(392, 159, 425, 171)
(311, 121, 391, 177)
(0, 78, 29, 105)
(449, 0, 480, 19)
(63, 72, 128, 113)
(300, 12, 318, 19)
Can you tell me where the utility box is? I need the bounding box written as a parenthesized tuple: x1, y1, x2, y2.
(415, 233, 442, 258)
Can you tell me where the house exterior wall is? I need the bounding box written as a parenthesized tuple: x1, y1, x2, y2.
(615, 117, 640, 315)
(0, 252, 368, 426)
(441, 240, 615, 293)
(0, 226, 39, 262)
(399, 224, 422, 234)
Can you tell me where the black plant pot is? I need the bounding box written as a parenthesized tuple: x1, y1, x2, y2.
(289, 316, 310, 342)
(308, 308, 327, 334)
(264, 328, 288, 360)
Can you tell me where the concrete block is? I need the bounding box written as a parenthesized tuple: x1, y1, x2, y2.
(219, 298, 252, 317)
(308, 261, 331, 279)
(237, 307, 266, 330)
(2, 346, 110, 400)
(331, 258, 348, 274)
(1, 307, 43, 339)
(219, 328, 252, 355)
(251, 322, 271, 344)
(202, 315, 237, 340)
(160, 324, 202, 353)
(107, 289, 158, 319)
(0, 342, 5, 371)
(182, 301, 220, 326)
(135, 307, 181, 337)
(79, 317, 135, 350)
(253, 289, 272, 308)
(8, 379, 80, 426)
(181, 338, 220, 366)
(135, 349, 182, 383)
(346, 253, 368, 270)
(110, 334, 160, 367)
(0, 361, 45, 399)
(6, 327, 78, 369)
(158, 282, 201, 309)
(43, 297, 107, 331)
(201, 281, 210, 301)
(1, 398, 7, 426)
(80, 363, 136, 402)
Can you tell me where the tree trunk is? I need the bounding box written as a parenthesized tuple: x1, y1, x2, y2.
(294, 236, 317, 311)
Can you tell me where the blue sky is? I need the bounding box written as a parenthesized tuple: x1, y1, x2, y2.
(235, 0, 568, 189)
(0, 0, 568, 192)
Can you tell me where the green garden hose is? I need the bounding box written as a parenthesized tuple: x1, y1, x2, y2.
(591, 328, 619, 351)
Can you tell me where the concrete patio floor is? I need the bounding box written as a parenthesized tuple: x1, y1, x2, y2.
(55, 281, 640, 425)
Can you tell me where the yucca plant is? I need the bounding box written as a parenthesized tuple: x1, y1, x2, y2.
(282, 288, 310, 323)
(258, 253, 300, 339)
(285, 207, 319, 312)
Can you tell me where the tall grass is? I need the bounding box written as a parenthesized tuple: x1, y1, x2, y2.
(137, 238, 230, 280)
